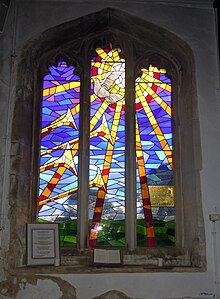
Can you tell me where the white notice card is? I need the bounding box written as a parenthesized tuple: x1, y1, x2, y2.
(93, 249, 122, 265)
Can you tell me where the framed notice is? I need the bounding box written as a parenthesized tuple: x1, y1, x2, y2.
(27, 223, 60, 266)
(91, 249, 122, 267)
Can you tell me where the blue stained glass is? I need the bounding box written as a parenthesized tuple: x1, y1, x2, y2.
(135, 66, 174, 247)
(39, 208, 56, 215)
(38, 62, 80, 229)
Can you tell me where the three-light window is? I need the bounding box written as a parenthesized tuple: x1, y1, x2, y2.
(38, 43, 174, 250)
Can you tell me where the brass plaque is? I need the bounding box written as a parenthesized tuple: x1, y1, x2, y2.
(149, 186, 174, 207)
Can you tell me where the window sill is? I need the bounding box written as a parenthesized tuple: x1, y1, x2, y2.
(15, 247, 206, 274)
(13, 264, 205, 275)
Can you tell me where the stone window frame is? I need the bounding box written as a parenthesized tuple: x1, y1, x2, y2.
(8, 8, 206, 271)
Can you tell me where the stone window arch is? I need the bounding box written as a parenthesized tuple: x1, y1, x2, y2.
(9, 8, 205, 270)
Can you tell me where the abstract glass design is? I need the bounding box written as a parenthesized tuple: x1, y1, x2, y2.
(89, 44, 126, 247)
(135, 66, 175, 247)
(38, 61, 80, 247)
(38, 53, 175, 249)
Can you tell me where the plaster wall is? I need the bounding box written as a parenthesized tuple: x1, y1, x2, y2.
(0, 1, 220, 299)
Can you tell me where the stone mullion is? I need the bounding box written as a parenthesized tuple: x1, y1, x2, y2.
(77, 50, 90, 249)
(125, 45, 136, 250)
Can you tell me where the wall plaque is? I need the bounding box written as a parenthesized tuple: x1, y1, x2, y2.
(27, 223, 60, 266)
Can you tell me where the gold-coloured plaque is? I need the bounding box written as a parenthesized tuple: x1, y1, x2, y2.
(149, 186, 174, 207)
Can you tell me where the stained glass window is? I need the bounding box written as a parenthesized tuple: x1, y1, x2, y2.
(38, 45, 175, 249)
(135, 66, 174, 247)
(38, 61, 80, 247)
(89, 44, 126, 247)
